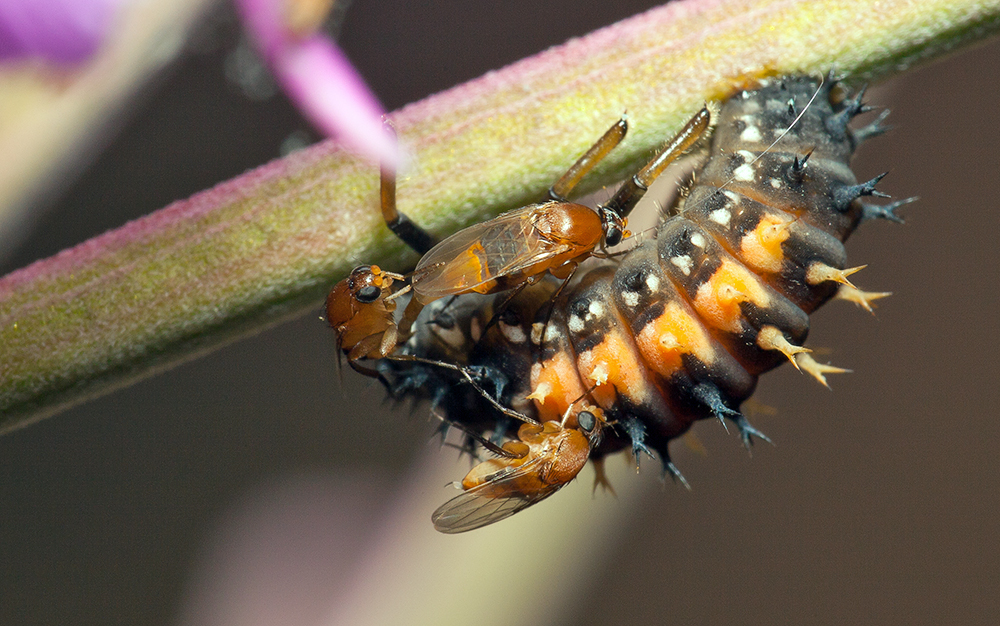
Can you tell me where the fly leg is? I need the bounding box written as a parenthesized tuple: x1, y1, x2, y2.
(547, 117, 629, 201)
(600, 107, 710, 219)
(381, 122, 437, 255)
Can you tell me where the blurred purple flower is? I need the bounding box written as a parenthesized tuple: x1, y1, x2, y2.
(0, 0, 125, 63)
(235, 0, 398, 168)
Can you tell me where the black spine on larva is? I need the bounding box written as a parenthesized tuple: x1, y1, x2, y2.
(695, 77, 870, 236)
(681, 76, 878, 313)
(381, 75, 893, 472)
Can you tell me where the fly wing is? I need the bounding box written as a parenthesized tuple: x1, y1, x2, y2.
(412, 204, 568, 302)
(430, 460, 564, 534)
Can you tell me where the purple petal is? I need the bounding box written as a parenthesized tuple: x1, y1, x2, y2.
(0, 0, 125, 63)
(277, 37, 398, 167)
(234, 0, 398, 168)
(234, 0, 285, 60)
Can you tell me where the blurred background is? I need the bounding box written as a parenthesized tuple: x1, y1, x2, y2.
(1, 1, 999, 625)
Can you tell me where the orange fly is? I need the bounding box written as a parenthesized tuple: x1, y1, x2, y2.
(326, 267, 537, 426)
(325, 131, 436, 373)
(408, 108, 712, 306)
(326, 264, 409, 376)
(432, 406, 603, 533)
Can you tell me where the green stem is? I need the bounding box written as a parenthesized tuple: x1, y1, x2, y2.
(2, 0, 999, 431)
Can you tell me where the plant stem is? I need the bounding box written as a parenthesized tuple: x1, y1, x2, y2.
(2, 0, 999, 431)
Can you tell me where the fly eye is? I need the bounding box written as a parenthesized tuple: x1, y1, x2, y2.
(604, 225, 623, 247)
(577, 410, 597, 432)
(599, 207, 625, 247)
(356, 285, 382, 303)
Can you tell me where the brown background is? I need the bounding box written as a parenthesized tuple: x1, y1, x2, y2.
(2, 1, 999, 625)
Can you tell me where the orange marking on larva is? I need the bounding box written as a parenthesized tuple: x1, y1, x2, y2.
(694, 257, 771, 333)
(636, 301, 715, 376)
(577, 330, 648, 406)
(529, 355, 587, 422)
(739, 214, 792, 274)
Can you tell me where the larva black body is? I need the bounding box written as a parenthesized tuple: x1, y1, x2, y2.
(370, 75, 907, 531)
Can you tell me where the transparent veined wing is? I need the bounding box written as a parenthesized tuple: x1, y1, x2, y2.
(412, 204, 573, 302)
(430, 458, 565, 534)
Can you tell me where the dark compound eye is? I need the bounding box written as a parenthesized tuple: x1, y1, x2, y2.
(598, 207, 625, 247)
(604, 224, 623, 247)
(356, 285, 382, 303)
(577, 411, 597, 432)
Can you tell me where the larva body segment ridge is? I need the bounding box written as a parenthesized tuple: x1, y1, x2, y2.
(329, 74, 908, 532)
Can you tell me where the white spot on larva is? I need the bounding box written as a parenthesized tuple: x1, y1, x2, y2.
(544, 323, 562, 343)
(500, 322, 526, 344)
(588, 300, 605, 319)
(737, 150, 756, 162)
(740, 125, 761, 142)
(568, 314, 585, 334)
(671, 255, 693, 276)
(709, 208, 731, 226)
(734, 163, 755, 182)
(690, 232, 707, 249)
(722, 190, 741, 204)
(645, 274, 660, 292)
(622, 291, 639, 308)
(740, 90, 749, 99)
(769, 178, 781, 189)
